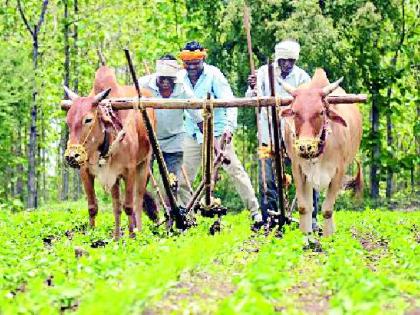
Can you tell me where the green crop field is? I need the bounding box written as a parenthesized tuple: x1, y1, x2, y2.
(0, 203, 418, 315)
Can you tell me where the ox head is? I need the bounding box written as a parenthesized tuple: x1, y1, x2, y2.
(64, 86, 111, 168)
(280, 78, 347, 159)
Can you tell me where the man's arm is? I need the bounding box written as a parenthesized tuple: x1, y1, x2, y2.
(211, 68, 236, 142)
(181, 83, 203, 132)
(299, 69, 311, 85)
(246, 65, 266, 97)
(137, 74, 153, 89)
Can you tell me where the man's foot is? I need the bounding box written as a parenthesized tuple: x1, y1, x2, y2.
(251, 212, 263, 223)
(250, 211, 264, 232)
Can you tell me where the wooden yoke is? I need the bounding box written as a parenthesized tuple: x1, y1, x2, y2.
(61, 94, 368, 111)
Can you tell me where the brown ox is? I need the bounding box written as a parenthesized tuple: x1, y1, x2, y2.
(64, 66, 158, 239)
(281, 69, 363, 237)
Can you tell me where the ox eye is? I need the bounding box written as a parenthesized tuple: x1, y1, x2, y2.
(84, 118, 93, 124)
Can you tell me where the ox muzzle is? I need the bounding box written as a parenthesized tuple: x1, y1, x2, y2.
(65, 144, 88, 168)
(294, 137, 321, 159)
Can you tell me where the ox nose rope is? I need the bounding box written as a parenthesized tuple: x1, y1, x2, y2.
(292, 98, 332, 160)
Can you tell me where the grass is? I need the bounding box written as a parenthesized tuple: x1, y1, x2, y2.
(0, 201, 418, 314)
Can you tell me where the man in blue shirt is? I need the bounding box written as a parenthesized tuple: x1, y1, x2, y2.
(177, 41, 261, 223)
(138, 54, 203, 194)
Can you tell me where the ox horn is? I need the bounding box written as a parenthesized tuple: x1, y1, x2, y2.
(93, 88, 111, 104)
(63, 86, 79, 101)
(322, 77, 344, 96)
(280, 80, 297, 96)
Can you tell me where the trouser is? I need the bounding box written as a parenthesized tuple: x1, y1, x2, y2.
(258, 157, 319, 224)
(178, 134, 259, 213)
(151, 151, 183, 197)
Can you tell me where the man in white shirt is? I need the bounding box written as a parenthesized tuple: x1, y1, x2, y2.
(247, 39, 319, 229)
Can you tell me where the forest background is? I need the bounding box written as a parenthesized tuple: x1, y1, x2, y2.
(0, 0, 418, 210)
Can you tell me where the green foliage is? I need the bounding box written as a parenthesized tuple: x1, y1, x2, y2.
(0, 204, 418, 313)
(220, 210, 419, 314)
(0, 0, 417, 205)
(0, 42, 32, 199)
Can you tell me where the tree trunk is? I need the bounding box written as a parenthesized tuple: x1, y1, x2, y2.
(27, 32, 38, 208)
(370, 90, 380, 199)
(16, 123, 24, 198)
(72, 0, 82, 200)
(18, 0, 49, 208)
(61, 0, 70, 201)
(386, 95, 393, 199)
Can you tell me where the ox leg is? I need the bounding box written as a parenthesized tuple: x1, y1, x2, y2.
(111, 180, 122, 240)
(124, 170, 136, 238)
(80, 167, 98, 227)
(292, 165, 313, 234)
(322, 169, 344, 237)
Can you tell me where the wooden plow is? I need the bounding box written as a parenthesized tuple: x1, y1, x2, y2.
(61, 49, 368, 234)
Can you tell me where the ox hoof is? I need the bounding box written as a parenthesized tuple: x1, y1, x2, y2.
(303, 239, 322, 252)
(113, 230, 121, 241)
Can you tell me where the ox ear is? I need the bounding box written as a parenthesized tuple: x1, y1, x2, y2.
(322, 77, 343, 96)
(63, 86, 79, 100)
(280, 80, 297, 96)
(327, 109, 347, 127)
(93, 88, 111, 105)
(280, 107, 294, 117)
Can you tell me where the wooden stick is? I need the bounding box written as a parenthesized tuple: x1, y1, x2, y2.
(268, 59, 286, 223)
(243, 5, 255, 74)
(148, 168, 170, 217)
(61, 94, 368, 111)
(244, 4, 268, 202)
(124, 49, 180, 222)
(181, 166, 193, 195)
(143, 60, 151, 75)
(204, 94, 213, 207)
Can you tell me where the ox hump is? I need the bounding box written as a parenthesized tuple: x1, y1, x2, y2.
(309, 68, 330, 89)
(94, 66, 119, 94)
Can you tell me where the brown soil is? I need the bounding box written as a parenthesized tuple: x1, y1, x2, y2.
(278, 255, 330, 314)
(142, 238, 260, 315)
(351, 228, 388, 271)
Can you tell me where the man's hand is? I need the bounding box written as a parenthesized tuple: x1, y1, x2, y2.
(223, 130, 233, 144)
(247, 74, 257, 89)
(197, 121, 204, 134)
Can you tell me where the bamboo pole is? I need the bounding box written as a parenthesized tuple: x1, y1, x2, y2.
(61, 94, 368, 111)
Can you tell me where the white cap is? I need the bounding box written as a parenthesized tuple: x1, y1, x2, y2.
(155, 60, 180, 77)
(275, 40, 300, 61)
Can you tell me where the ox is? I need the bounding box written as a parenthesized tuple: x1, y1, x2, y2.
(64, 66, 158, 239)
(281, 69, 363, 237)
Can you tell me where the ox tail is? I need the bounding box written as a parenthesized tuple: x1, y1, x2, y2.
(143, 191, 159, 223)
(343, 160, 364, 199)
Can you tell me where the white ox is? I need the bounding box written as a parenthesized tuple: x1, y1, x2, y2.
(281, 69, 363, 236)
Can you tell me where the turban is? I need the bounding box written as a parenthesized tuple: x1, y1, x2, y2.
(179, 49, 207, 61)
(275, 40, 300, 61)
(155, 60, 180, 77)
